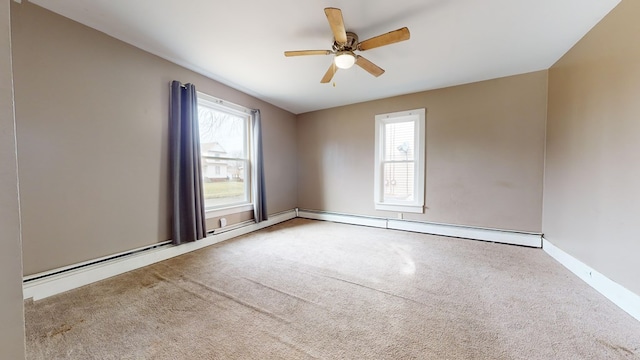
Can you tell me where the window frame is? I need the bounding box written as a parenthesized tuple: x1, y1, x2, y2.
(197, 91, 254, 217)
(374, 108, 426, 214)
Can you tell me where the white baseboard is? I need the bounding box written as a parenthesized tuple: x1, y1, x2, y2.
(298, 209, 542, 248)
(543, 238, 640, 322)
(23, 210, 296, 301)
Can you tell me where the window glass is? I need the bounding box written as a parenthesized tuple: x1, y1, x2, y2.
(383, 121, 414, 161)
(197, 94, 251, 210)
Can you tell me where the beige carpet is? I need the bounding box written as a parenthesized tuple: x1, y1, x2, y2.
(25, 218, 640, 359)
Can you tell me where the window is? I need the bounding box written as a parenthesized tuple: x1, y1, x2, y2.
(374, 108, 425, 213)
(197, 92, 252, 213)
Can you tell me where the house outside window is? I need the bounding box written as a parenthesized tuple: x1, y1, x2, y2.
(197, 92, 252, 213)
(374, 108, 425, 213)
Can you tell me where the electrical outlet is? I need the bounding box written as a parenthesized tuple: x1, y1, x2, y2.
(397, 213, 403, 219)
(220, 218, 227, 228)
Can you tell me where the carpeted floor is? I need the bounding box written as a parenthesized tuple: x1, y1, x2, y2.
(25, 218, 640, 359)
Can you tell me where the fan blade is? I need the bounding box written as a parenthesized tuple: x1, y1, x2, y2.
(357, 27, 410, 51)
(324, 8, 347, 44)
(355, 55, 385, 77)
(285, 50, 332, 57)
(321, 62, 338, 83)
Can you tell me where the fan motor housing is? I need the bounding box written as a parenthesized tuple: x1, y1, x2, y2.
(333, 31, 359, 52)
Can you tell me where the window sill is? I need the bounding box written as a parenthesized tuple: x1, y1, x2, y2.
(205, 204, 254, 219)
(375, 203, 424, 214)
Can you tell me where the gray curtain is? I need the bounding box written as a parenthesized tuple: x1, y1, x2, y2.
(170, 81, 206, 245)
(252, 109, 268, 222)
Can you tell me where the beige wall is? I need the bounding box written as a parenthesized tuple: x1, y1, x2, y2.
(544, 0, 640, 295)
(11, 2, 297, 276)
(0, 0, 26, 358)
(298, 71, 547, 233)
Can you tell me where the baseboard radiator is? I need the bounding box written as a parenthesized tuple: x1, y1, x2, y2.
(23, 208, 542, 300)
(22, 240, 173, 285)
(23, 209, 297, 301)
(297, 209, 639, 322)
(31, 209, 640, 320)
(297, 209, 542, 248)
(23, 208, 639, 324)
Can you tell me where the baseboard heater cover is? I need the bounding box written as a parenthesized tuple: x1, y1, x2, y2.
(23, 207, 638, 325)
(297, 210, 388, 228)
(22, 240, 172, 284)
(297, 209, 542, 248)
(24, 209, 540, 300)
(23, 209, 297, 301)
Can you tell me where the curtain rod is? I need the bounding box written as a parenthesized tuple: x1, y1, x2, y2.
(172, 81, 259, 114)
(197, 91, 257, 114)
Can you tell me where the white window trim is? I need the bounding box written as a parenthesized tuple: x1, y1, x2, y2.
(205, 204, 254, 219)
(197, 92, 253, 116)
(197, 91, 254, 215)
(374, 108, 426, 214)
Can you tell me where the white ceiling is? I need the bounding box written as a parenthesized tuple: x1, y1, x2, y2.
(30, 0, 620, 114)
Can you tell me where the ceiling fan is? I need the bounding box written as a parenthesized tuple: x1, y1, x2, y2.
(284, 7, 410, 83)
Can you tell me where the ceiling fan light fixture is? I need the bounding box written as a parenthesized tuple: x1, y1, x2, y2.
(334, 51, 356, 69)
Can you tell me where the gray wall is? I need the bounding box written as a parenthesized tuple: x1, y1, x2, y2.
(298, 71, 548, 233)
(544, 0, 640, 295)
(0, 0, 26, 358)
(11, 2, 297, 276)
